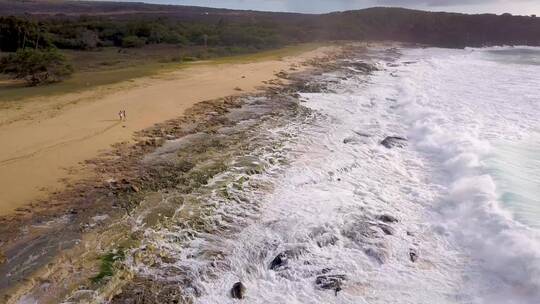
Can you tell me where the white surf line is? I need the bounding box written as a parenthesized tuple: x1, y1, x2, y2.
(195, 48, 464, 304)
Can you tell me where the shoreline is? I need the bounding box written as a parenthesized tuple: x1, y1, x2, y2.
(0, 44, 338, 217)
(0, 44, 355, 303)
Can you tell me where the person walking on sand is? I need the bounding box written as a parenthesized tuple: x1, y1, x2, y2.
(122, 110, 127, 121)
(118, 110, 124, 121)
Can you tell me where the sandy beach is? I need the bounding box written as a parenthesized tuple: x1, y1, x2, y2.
(0, 45, 335, 216)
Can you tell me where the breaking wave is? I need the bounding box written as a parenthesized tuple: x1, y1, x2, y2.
(393, 47, 540, 303)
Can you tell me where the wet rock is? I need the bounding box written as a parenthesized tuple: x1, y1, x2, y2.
(276, 71, 288, 79)
(315, 274, 346, 295)
(343, 134, 368, 145)
(343, 137, 355, 144)
(342, 219, 380, 244)
(143, 137, 165, 147)
(294, 81, 328, 93)
(311, 227, 339, 247)
(315, 233, 339, 247)
(350, 62, 378, 73)
(352, 131, 370, 137)
(378, 214, 399, 223)
(380, 136, 407, 149)
(364, 247, 388, 264)
(409, 248, 419, 262)
(269, 247, 306, 270)
(231, 282, 246, 299)
(378, 223, 395, 235)
(269, 252, 288, 270)
(320, 268, 332, 274)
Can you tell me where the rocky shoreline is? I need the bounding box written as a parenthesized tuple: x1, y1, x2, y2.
(0, 45, 372, 303)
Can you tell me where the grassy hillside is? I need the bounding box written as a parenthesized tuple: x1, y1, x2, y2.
(1, 0, 539, 96)
(2, 1, 539, 49)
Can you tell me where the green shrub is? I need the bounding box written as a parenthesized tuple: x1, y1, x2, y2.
(121, 35, 146, 48)
(181, 56, 198, 62)
(91, 249, 125, 284)
(162, 32, 189, 45)
(0, 48, 73, 86)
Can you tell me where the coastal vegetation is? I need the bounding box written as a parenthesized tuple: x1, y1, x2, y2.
(91, 249, 126, 284)
(1, 1, 540, 89)
(0, 48, 73, 85)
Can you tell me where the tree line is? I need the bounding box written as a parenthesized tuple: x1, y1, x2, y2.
(0, 16, 286, 52)
(0, 15, 288, 85)
(2, 6, 540, 85)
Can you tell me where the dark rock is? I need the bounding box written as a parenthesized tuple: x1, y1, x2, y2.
(378, 223, 395, 235)
(409, 248, 419, 262)
(269, 252, 288, 270)
(378, 214, 399, 223)
(231, 282, 246, 299)
(269, 248, 305, 270)
(320, 268, 332, 274)
(315, 274, 346, 295)
(350, 62, 378, 73)
(380, 136, 407, 149)
(343, 137, 355, 144)
(144, 137, 165, 147)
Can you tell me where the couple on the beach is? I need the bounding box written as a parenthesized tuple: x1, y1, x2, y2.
(118, 110, 127, 121)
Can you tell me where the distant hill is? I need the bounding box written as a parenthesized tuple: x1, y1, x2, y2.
(318, 7, 540, 47)
(1, 0, 539, 48)
(0, 0, 219, 15)
(0, 0, 302, 18)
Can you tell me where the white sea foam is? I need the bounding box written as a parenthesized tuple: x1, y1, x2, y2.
(174, 46, 540, 304)
(195, 49, 466, 303)
(390, 47, 540, 303)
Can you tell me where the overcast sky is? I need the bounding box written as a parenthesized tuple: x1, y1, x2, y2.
(125, 0, 540, 15)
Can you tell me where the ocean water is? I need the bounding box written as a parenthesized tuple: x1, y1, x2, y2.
(189, 47, 540, 303)
(386, 46, 540, 303)
(123, 46, 540, 304)
(487, 134, 540, 229)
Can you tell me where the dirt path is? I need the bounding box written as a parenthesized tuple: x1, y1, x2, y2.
(0, 46, 336, 215)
